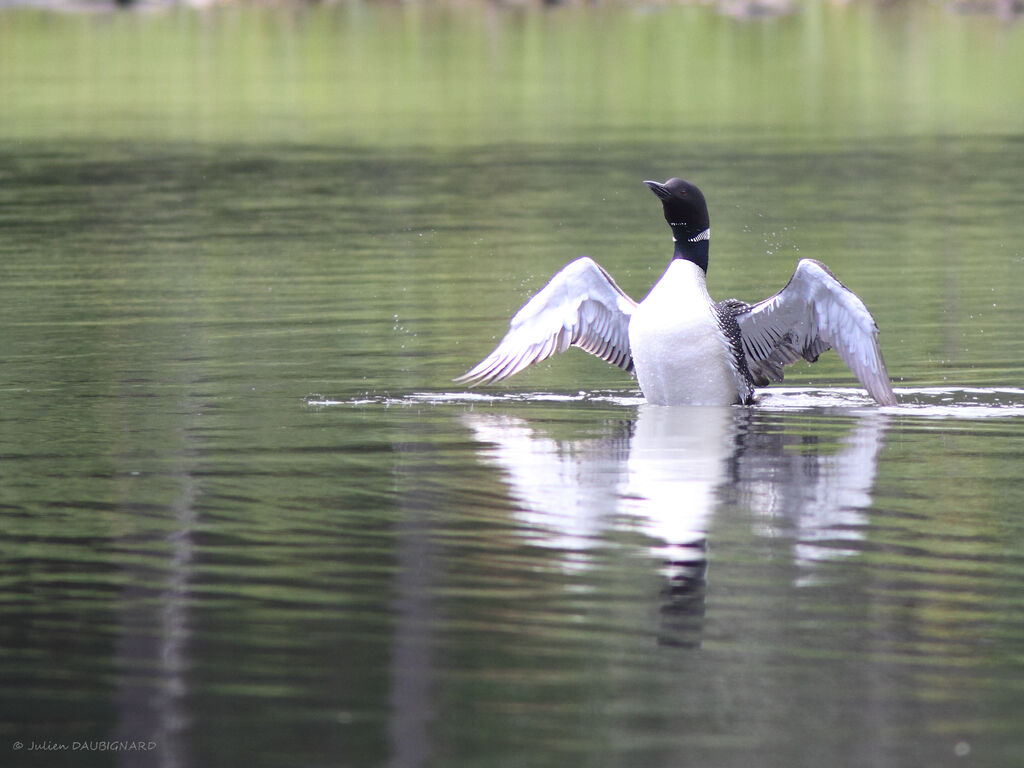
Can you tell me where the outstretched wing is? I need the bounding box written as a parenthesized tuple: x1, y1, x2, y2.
(735, 259, 897, 405)
(456, 257, 637, 386)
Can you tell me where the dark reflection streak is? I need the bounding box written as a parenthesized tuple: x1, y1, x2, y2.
(114, 408, 198, 768)
(387, 442, 439, 768)
(463, 406, 890, 647)
(659, 554, 708, 650)
(153, 474, 197, 768)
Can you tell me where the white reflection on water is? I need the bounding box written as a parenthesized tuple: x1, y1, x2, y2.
(462, 405, 890, 576)
(459, 413, 631, 556)
(735, 411, 889, 569)
(319, 384, 1024, 579)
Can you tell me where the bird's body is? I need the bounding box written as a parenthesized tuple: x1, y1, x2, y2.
(456, 177, 897, 407)
(629, 259, 743, 406)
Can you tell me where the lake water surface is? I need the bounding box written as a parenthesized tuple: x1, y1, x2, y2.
(2, 3, 1024, 767)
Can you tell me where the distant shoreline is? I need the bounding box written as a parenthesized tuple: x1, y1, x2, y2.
(0, 0, 1021, 15)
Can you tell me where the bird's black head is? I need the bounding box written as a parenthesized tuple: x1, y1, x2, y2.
(643, 177, 710, 241)
(643, 177, 712, 272)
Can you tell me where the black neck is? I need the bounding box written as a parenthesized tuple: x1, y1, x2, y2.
(671, 235, 709, 273)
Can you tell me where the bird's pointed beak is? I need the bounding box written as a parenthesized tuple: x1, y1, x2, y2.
(643, 180, 672, 200)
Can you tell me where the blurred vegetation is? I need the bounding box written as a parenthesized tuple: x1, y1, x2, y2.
(3, 0, 1024, 14)
(1, 1, 1023, 147)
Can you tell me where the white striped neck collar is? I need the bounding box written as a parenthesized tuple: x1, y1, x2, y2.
(671, 226, 711, 244)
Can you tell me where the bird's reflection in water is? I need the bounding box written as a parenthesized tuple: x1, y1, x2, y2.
(463, 405, 889, 646)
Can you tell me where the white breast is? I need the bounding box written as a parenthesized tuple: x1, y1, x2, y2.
(628, 260, 740, 406)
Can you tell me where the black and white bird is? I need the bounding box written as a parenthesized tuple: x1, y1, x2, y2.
(456, 177, 897, 406)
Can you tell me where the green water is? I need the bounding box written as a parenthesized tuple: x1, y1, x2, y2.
(2, 3, 1024, 767)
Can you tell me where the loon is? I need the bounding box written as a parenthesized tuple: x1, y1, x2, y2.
(456, 177, 897, 406)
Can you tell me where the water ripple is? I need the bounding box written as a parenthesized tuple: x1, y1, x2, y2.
(311, 387, 1024, 419)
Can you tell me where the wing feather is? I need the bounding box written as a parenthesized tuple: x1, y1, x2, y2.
(456, 257, 637, 386)
(735, 259, 897, 405)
